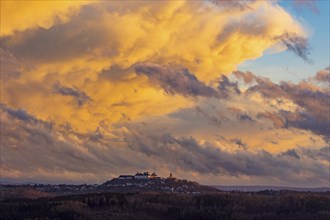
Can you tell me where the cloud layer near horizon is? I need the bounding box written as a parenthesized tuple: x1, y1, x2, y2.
(1, 1, 328, 187)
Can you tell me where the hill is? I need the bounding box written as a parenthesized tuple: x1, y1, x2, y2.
(100, 177, 218, 194)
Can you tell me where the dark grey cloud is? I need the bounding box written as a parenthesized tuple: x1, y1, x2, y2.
(238, 113, 254, 123)
(135, 63, 244, 99)
(53, 83, 91, 106)
(277, 83, 329, 122)
(281, 110, 330, 138)
(2, 105, 35, 122)
(124, 129, 329, 185)
(1, 103, 328, 186)
(135, 63, 219, 98)
(125, 131, 267, 176)
(234, 70, 330, 139)
(88, 127, 104, 142)
(0, 104, 152, 184)
(231, 138, 247, 150)
(227, 107, 254, 123)
(274, 33, 312, 63)
(299, 146, 330, 162)
(217, 75, 241, 96)
(258, 110, 329, 139)
(0, 104, 52, 129)
(280, 149, 300, 160)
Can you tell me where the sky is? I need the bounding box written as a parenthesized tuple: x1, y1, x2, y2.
(0, 0, 329, 187)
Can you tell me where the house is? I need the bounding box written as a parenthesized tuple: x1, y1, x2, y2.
(118, 175, 134, 180)
(134, 172, 150, 179)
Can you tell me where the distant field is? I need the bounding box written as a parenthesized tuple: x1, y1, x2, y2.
(213, 185, 330, 192)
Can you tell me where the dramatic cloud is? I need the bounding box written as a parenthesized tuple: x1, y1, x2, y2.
(1, 1, 328, 187)
(1, 0, 306, 132)
(1, 0, 305, 81)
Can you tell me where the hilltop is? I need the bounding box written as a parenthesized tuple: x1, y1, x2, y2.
(0, 172, 218, 199)
(100, 175, 217, 194)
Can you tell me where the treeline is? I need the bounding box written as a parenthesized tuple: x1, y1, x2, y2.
(1, 191, 330, 220)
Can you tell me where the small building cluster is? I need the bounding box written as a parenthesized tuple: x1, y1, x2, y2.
(118, 172, 159, 180)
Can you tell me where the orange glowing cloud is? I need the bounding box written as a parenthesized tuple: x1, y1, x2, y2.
(0, 1, 93, 36)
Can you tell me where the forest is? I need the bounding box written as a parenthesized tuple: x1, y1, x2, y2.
(1, 190, 330, 220)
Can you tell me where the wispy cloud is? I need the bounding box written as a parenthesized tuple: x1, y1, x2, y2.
(135, 63, 218, 98)
(53, 83, 91, 106)
(274, 33, 312, 63)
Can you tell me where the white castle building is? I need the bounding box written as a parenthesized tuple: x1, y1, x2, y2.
(118, 171, 159, 180)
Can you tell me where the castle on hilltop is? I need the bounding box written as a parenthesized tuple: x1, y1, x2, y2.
(118, 171, 160, 180)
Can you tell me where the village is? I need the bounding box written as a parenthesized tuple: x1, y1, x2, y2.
(1, 172, 216, 197)
(100, 171, 215, 194)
